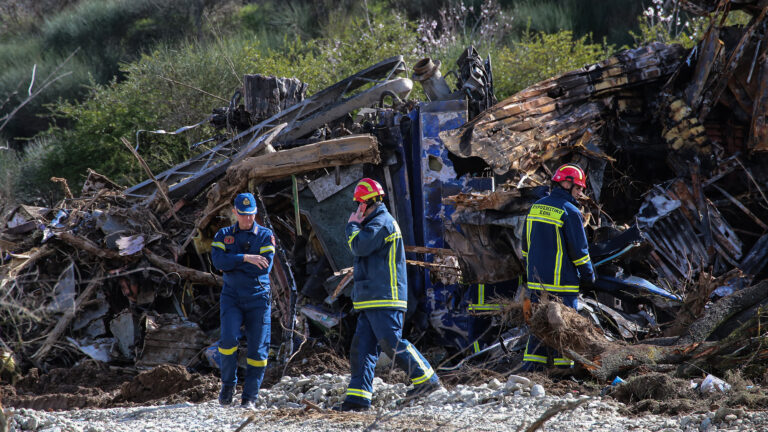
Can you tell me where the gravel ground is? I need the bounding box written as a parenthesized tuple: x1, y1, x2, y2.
(6, 374, 767, 431)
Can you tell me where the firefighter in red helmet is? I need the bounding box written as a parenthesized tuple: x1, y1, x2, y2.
(334, 178, 441, 411)
(521, 164, 595, 371)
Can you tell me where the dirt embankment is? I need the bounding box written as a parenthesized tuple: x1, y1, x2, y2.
(1, 362, 217, 411)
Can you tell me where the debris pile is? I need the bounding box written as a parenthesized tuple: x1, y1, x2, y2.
(1, 0, 768, 413)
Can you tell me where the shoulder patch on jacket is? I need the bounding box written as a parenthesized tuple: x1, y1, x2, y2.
(224, 235, 235, 244)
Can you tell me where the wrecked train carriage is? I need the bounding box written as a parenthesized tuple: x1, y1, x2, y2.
(430, 2, 768, 351)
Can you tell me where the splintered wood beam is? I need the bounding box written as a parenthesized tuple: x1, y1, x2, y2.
(199, 134, 380, 230)
(143, 249, 222, 286)
(748, 57, 768, 151)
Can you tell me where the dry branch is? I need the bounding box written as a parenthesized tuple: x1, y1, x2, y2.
(120, 137, 180, 222)
(57, 232, 122, 260)
(6, 245, 53, 279)
(143, 249, 222, 286)
(31, 268, 104, 362)
(522, 397, 589, 432)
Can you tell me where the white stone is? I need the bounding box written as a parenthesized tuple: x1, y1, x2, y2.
(531, 385, 545, 398)
(507, 375, 532, 388)
(487, 378, 502, 390)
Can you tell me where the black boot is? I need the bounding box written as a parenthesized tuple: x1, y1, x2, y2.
(332, 401, 370, 412)
(219, 385, 234, 406)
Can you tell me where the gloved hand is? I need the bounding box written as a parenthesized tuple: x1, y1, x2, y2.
(579, 273, 596, 290)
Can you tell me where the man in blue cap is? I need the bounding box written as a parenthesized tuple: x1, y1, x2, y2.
(210, 192, 276, 409)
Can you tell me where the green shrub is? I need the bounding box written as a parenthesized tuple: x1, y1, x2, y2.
(493, 30, 613, 99)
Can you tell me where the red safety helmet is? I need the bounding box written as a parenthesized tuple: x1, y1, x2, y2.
(552, 164, 587, 188)
(353, 178, 386, 203)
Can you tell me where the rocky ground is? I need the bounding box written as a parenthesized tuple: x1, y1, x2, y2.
(5, 372, 768, 432)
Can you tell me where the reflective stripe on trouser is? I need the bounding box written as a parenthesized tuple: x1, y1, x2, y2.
(522, 290, 576, 369)
(345, 309, 437, 407)
(219, 292, 271, 400)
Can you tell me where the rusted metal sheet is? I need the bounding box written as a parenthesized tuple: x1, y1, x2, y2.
(442, 187, 546, 283)
(438, 43, 685, 178)
(637, 178, 743, 287)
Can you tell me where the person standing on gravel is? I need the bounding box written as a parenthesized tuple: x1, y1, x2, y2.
(211, 193, 276, 409)
(521, 164, 595, 371)
(335, 178, 441, 412)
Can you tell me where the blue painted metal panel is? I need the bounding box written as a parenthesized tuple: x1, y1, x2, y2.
(411, 100, 495, 349)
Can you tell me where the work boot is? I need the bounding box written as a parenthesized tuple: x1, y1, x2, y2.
(405, 379, 442, 400)
(218, 385, 234, 406)
(241, 398, 258, 410)
(331, 401, 370, 412)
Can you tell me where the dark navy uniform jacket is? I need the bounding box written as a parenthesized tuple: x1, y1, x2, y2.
(522, 187, 594, 293)
(211, 223, 275, 299)
(345, 204, 407, 311)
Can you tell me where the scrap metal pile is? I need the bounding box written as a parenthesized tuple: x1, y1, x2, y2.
(1, 0, 768, 399)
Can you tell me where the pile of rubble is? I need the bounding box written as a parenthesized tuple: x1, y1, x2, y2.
(1, 0, 768, 414)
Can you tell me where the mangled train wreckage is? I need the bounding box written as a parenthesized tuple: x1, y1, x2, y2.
(1, 0, 768, 396)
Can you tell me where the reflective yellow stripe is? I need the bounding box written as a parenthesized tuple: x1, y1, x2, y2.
(218, 346, 237, 355)
(386, 232, 401, 301)
(468, 304, 502, 311)
(478, 284, 485, 304)
(260, 245, 275, 254)
(357, 181, 380, 202)
(573, 254, 591, 265)
(526, 218, 532, 256)
(555, 227, 563, 286)
(247, 358, 267, 367)
(346, 388, 372, 399)
(523, 341, 547, 363)
(528, 216, 563, 227)
(385, 232, 402, 242)
(347, 230, 360, 249)
(407, 344, 434, 384)
(521, 250, 528, 258)
(527, 282, 579, 293)
(411, 367, 435, 385)
(473, 341, 480, 353)
(353, 300, 408, 309)
(554, 358, 574, 366)
(211, 242, 226, 250)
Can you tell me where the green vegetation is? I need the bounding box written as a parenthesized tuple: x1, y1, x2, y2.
(0, 0, 710, 203)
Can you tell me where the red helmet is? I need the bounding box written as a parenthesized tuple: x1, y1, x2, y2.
(353, 178, 385, 202)
(552, 164, 587, 188)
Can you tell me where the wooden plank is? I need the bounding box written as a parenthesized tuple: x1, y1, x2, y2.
(749, 57, 768, 151)
(199, 134, 380, 231)
(405, 245, 456, 256)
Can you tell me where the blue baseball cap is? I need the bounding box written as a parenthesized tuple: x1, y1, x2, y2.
(234, 193, 257, 215)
